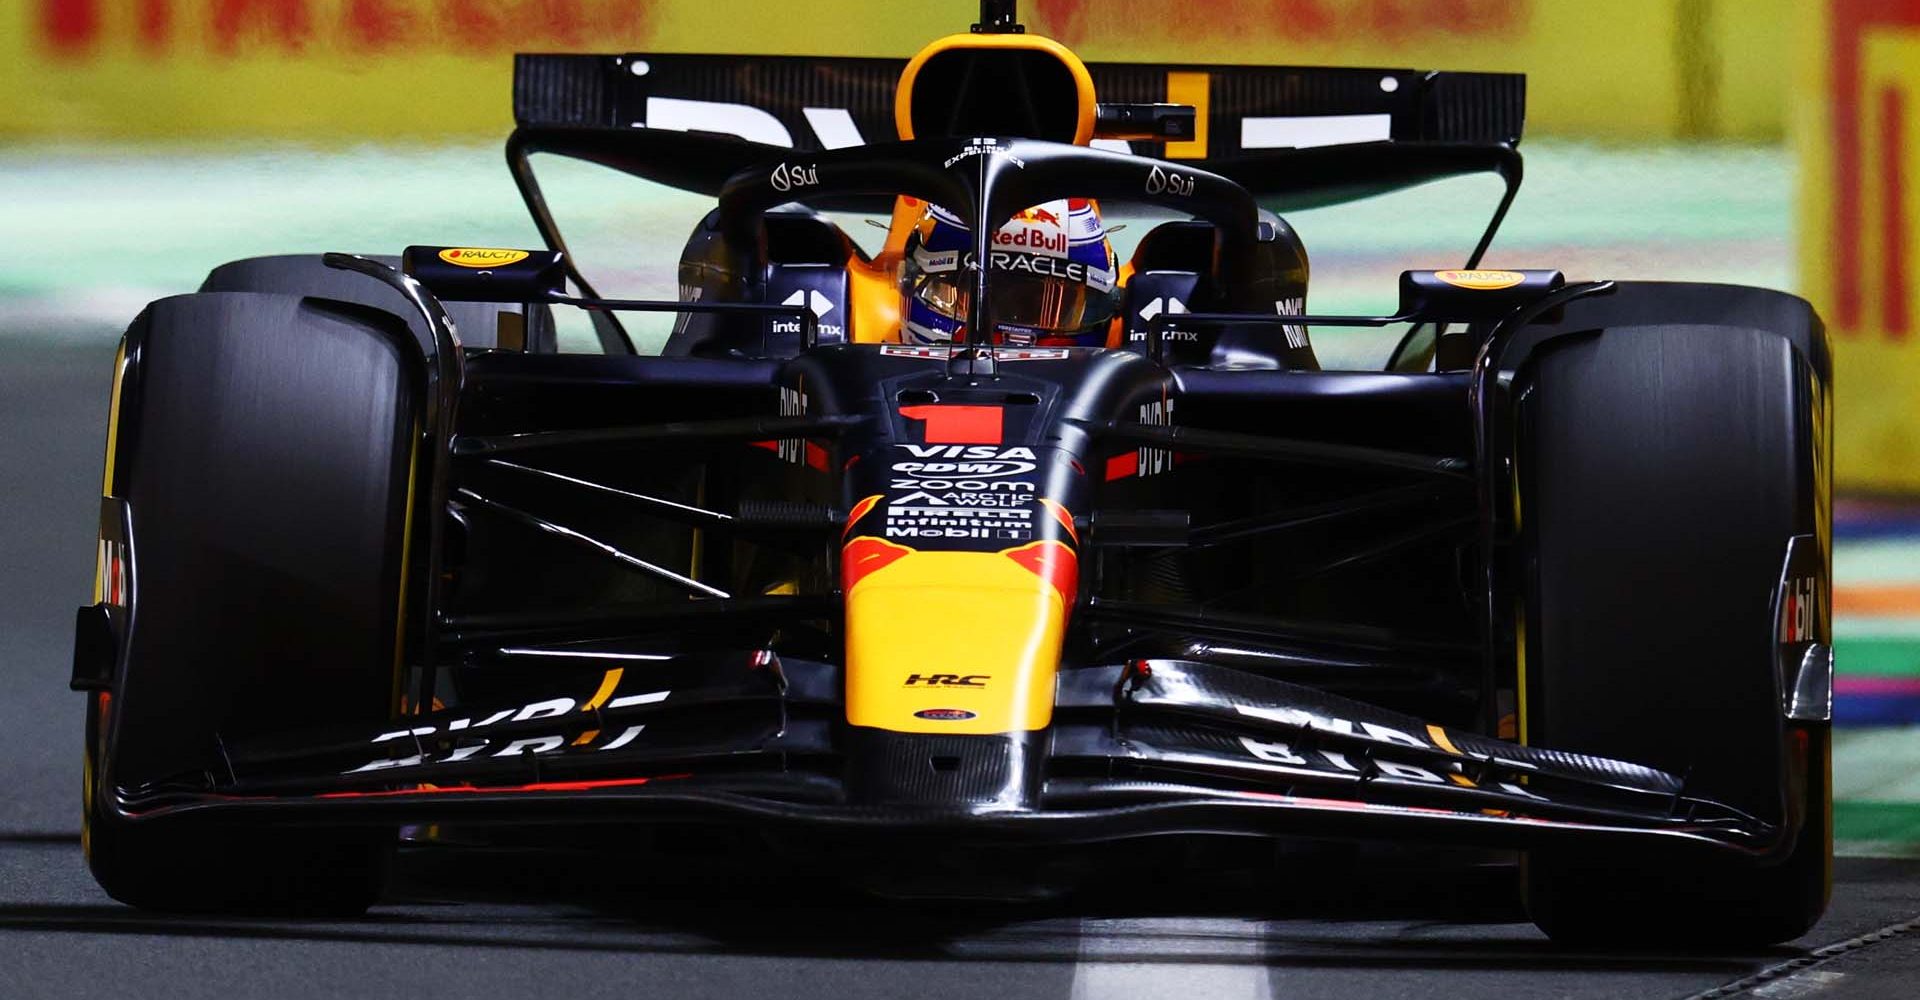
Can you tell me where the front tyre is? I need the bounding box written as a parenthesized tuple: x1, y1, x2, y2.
(83, 292, 418, 914)
(83, 690, 390, 916)
(1511, 292, 1832, 946)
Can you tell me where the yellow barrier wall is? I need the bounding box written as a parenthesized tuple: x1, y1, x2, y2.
(1797, 0, 1920, 492)
(0, 0, 1787, 141)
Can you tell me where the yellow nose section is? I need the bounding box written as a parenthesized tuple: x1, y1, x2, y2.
(843, 537, 1076, 734)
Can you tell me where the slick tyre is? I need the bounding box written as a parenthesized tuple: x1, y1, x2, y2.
(1512, 314, 1830, 947)
(83, 292, 420, 915)
(84, 693, 390, 916)
(202, 253, 555, 352)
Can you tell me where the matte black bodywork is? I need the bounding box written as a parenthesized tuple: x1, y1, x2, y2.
(78, 110, 1830, 896)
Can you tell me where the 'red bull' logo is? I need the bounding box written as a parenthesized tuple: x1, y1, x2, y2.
(993, 224, 1069, 256)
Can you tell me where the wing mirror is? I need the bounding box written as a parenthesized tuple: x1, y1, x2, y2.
(1398, 268, 1564, 321)
(402, 245, 566, 303)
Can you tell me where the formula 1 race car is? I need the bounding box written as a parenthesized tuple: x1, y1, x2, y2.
(73, 1, 1832, 945)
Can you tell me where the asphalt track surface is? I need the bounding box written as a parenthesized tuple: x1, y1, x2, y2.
(5, 337, 1920, 999)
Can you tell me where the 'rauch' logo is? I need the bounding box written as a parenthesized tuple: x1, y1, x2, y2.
(1434, 270, 1525, 290)
(439, 248, 530, 268)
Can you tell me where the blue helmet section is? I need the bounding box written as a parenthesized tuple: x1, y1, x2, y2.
(901, 199, 1118, 347)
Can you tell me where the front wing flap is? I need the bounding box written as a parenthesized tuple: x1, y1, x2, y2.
(101, 656, 1777, 855)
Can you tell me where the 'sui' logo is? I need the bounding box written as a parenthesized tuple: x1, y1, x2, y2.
(770, 162, 819, 192)
(1145, 165, 1196, 197)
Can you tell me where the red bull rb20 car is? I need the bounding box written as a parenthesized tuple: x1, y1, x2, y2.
(73, 2, 1833, 945)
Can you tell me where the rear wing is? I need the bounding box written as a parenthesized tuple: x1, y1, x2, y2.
(515, 53, 1522, 153)
(506, 52, 1527, 319)
(513, 53, 1524, 209)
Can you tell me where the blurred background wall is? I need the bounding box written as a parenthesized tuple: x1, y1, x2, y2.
(4, 1, 1789, 141)
(1796, 1, 1920, 494)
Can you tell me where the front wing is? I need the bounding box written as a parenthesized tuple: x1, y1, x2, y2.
(91, 654, 1800, 861)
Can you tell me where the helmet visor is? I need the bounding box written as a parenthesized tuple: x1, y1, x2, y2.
(907, 260, 1116, 336)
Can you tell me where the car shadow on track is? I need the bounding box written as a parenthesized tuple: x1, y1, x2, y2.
(0, 839, 1777, 977)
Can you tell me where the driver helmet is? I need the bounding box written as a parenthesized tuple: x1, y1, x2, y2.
(900, 198, 1119, 347)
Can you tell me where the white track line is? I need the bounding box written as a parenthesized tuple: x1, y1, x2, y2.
(1071, 918, 1272, 1000)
